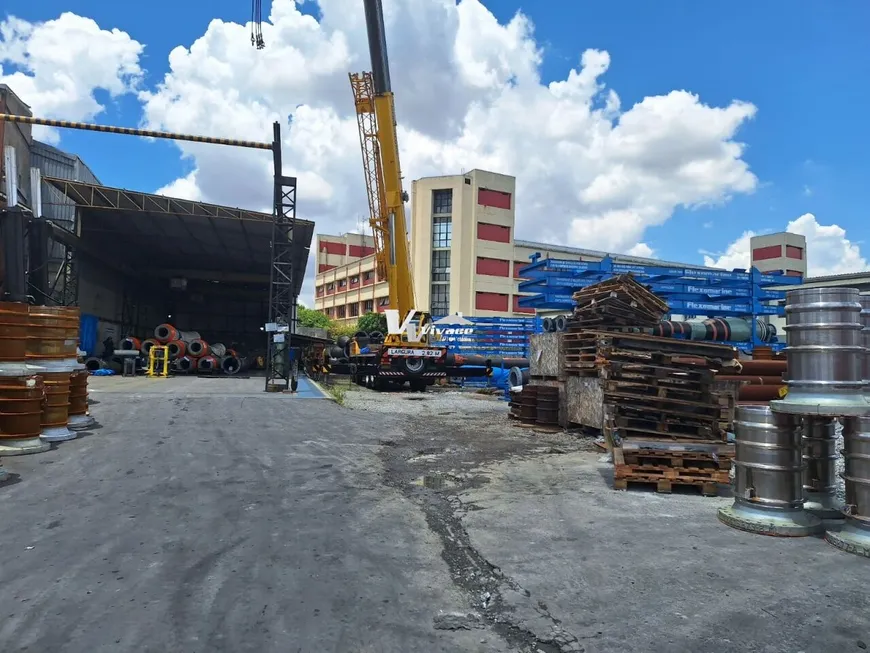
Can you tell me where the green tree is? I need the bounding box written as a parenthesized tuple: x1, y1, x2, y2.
(356, 312, 387, 333)
(298, 304, 331, 329)
(328, 321, 359, 340)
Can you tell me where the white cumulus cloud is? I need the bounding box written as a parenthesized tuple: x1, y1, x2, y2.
(0, 12, 144, 143)
(703, 213, 869, 277)
(3, 1, 762, 300)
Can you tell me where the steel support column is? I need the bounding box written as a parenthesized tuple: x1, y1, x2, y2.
(265, 121, 299, 392)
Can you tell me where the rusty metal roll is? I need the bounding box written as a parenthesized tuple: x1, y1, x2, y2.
(176, 355, 197, 373)
(27, 305, 78, 360)
(718, 405, 821, 536)
(187, 339, 210, 358)
(535, 386, 559, 426)
(197, 355, 219, 373)
(737, 360, 787, 376)
(510, 385, 537, 423)
(0, 302, 29, 362)
(167, 340, 187, 360)
(66, 365, 94, 431)
(140, 338, 160, 357)
(38, 360, 76, 442)
(0, 374, 50, 455)
(121, 336, 142, 351)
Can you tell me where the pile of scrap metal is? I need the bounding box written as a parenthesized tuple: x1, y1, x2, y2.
(85, 323, 251, 375)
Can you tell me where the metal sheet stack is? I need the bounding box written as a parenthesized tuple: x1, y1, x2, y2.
(718, 288, 870, 558)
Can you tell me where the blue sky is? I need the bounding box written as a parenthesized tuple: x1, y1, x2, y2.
(3, 0, 869, 271)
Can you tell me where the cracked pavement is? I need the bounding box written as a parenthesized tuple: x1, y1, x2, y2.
(0, 378, 866, 652)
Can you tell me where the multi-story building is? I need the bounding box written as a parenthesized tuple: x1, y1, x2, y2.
(313, 233, 389, 321)
(749, 232, 807, 277)
(314, 168, 715, 322)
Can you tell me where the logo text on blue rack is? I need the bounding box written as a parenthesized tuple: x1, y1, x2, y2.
(385, 310, 474, 342)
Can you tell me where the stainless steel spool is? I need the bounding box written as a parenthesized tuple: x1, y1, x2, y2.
(718, 405, 822, 536)
(861, 295, 870, 397)
(771, 287, 868, 416)
(801, 416, 843, 520)
(826, 416, 870, 557)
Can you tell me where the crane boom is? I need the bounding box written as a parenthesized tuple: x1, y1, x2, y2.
(350, 0, 416, 320)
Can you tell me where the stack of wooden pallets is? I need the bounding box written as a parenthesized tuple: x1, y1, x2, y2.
(569, 274, 669, 329)
(562, 329, 737, 495)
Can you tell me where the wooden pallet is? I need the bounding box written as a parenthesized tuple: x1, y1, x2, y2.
(612, 476, 721, 496)
(619, 449, 732, 471)
(564, 330, 735, 360)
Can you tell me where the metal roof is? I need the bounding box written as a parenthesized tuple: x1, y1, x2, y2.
(514, 239, 715, 271)
(43, 177, 314, 296)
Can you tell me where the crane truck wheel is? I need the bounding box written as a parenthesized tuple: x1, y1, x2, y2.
(400, 357, 426, 375)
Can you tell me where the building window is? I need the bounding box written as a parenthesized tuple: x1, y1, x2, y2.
(326, 283, 335, 292)
(338, 278, 347, 288)
(350, 275, 360, 284)
(431, 284, 450, 317)
(349, 303, 360, 318)
(363, 299, 374, 313)
(433, 216, 452, 248)
(432, 189, 452, 215)
(431, 250, 451, 282)
(326, 307, 333, 317)
(316, 286, 324, 296)
(363, 271, 373, 281)
(337, 305, 346, 319)
(378, 297, 390, 307)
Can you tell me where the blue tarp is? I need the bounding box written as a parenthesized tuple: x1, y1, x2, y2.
(80, 313, 99, 355)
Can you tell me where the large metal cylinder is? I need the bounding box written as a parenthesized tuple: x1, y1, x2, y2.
(771, 287, 867, 416)
(825, 416, 870, 557)
(718, 405, 822, 536)
(861, 295, 870, 396)
(801, 416, 843, 519)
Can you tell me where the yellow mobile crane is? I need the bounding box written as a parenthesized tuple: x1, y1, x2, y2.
(250, 0, 491, 391)
(345, 0, 456, 391)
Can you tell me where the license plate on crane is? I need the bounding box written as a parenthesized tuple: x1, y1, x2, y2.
(386, 348, 442, 358)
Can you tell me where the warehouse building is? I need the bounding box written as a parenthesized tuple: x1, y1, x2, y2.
(1, 85, 314, 356)
(315, 169, 720, 321)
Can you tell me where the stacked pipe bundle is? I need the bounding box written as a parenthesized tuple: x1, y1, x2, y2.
(718, 288, 870, 556)
(716, 358, 787, 403)
(134, 323, 247, 375)
(0, 301, 48, 455)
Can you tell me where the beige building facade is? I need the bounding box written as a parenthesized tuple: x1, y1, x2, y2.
(314, 169, 714, 322)
(749, 232, 807, 277)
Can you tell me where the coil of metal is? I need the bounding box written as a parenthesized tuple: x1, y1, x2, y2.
(510, 385, 537, 423)
(221, 355, 248, 375)
(0, 302, 29, 362)
(0, 375, 49, 455)
(826, 416, 870, 557)
(121, 336, 142, 351)
(542, 317, 554, 333)
(554, 315, 568, 332)
(197, 355, 219, 373)
(535, 386, 559, 426)
(154, 324, 200, 345)
(67, 365, 95, 431)
(167, 340, 187, 360)
(140, 338, 160, 357)
(175, 355, 197, 373)
(508, 366, 530, 388)
(27, 305, 77, 360)
(718, 405, 822, 536)
(771, 287, 867, 416)
(187, 339, 210, 358)
(37, 359, 77, 442)
(801, 417, 843, 520)
(209, 342, 227, 358)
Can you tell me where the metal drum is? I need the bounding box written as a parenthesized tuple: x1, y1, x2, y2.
(861, 295, 870, 398)
(718, 405, 822, 536)
(826, 416, 870, 557)
(771, 287, 867, 416)
(535, 386, 559, 426)
(802, 416, 843, 520)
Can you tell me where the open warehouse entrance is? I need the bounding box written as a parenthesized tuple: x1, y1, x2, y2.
(41, 177, 314, 371)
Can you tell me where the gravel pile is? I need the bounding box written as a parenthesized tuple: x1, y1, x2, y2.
(343, 388, 510, 419)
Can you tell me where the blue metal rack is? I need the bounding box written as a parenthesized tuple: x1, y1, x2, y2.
(432, 316, 538, 391)
(517, 255, 803, 353)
